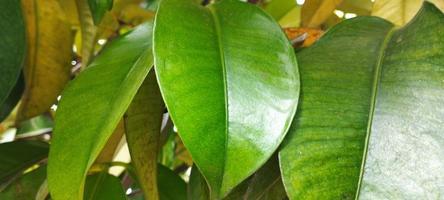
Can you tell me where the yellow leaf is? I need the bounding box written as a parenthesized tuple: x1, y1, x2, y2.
(58, 0, 79, 26)
(18, 0, 73, 121)
(372, 0, 444, 26)
(302, 0, 343, 28)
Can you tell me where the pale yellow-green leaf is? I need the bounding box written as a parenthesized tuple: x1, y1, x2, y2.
(76, 0, 97, 69)
(17, 0, 72, 122)
(124, 70, 164, 200)
(95, 0, 153, 40)
(301, 0, 343, 27)
(279, 7, 301, 28)
(372, 0, 444, 25)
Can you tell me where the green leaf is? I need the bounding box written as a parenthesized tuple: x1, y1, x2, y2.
(0, 74, 24, 122)
(0, 0, 26, 108)
(158, 165, 187, 200)
(16, 115, 53, 139)
(17, 0, 73, 122)
(125, 69, 165, 200)
(129, 164, 187, 200)
(0, 141, 49, 183)
(279, 2, 444, 199)
(88, 0, 114, 25)
(223, 155, 287, 200)
(263, 0, 298, 21)
(154, 0, 299, 197)
(0, 165, 47, 199)
(243, 156, 287, 200)
(278, 7, 301, 28)
(188, 165, 210, 200)
(47, 22, 154, 200)
(84, 172, 126, 200)
(262, 0, 301, 28)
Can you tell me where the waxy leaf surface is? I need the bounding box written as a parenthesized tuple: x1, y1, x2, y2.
(154, 0, 299, 197)
(48, 22, 154, 200)
(280, 2, 444, 199)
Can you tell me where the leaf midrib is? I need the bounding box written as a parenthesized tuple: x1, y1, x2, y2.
(208, 5, 229, 198)
(355, 26, 397, 199)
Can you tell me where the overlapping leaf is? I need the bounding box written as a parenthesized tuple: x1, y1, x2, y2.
(0, 0, 26, 111)
(48, 22, 154, 200)
(17, 0, 72, 122)
(154, 0, 299, 197)
(280, 2, 444, 199)
(0, 141, 49, 183)
(125, 69, 164, 200)
(84, 172, 126, 200)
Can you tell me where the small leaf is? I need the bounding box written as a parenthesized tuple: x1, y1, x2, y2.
(223, 155, 287, 200)
(0, 0, 26, 109)
(84, 172, 126, 200)
(76, 0, 97, 69)
(48, 22, 154, 200)
(88, 0, 114, 25)
(243, 156, 286, 200)
(301, 0, 343, 27)
(158, 165, 187, 200)
(0, 140, 49, 183)
(0, 165, 46, 200)
(125, 69, 165, 200)
(128, 164, 187, 200)
(0, 74, 24, 122)
(188, 165, 210, 200)
(16, 115, 53, 139)
(17, 0, 73, 122)
(154, 0, 299, 197)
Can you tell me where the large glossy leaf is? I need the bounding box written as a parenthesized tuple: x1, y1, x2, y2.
(0, 0, 26, 107)
(17, 0, 73, 122)
(279, 2, 444, 199)
(84, 172, 126, 200)
(0, 140, 49, 182)
(125, 69, 164, 200)
(154, 0, 299, 197)
(48, 22, 154, 200)
(0, 165, 46, 199)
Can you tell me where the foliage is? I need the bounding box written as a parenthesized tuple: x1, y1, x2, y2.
(1, 0, 444, 199)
